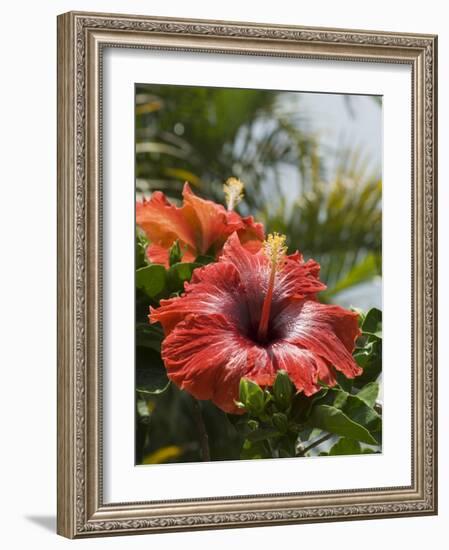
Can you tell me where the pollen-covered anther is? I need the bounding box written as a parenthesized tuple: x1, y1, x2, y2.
(223, 177, 244, 211)
(263, 232, 288, 270)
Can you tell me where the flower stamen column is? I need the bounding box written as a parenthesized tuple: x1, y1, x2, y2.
(258, 233, 288, 342)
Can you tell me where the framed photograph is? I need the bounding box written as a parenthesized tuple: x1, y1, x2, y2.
(57, 11, 438, 538)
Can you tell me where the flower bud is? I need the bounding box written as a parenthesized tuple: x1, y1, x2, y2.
(239, 378, 265, 415)
(273, 370, 294, 411)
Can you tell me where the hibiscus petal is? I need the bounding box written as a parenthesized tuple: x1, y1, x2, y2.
(136, 191, 197, 249)
(161, 314, 274, 414)
(146, 242, 196, 267)
(213, 341, 276, 414)
(150, 261, 249, 335)
(316, 362, 338, 387)
(269, 341, 323, 395)
(236, 215, 265, 253)
(274, 300, 361, 379)
(276, 255, 327, 301)
(220, 233, 268, 331)
(182, 183, 243, 255)
(146, 243, 170, 266)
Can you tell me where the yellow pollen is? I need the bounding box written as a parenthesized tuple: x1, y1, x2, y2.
(263, 232, 288, 269)
(223, 177, 244, 211)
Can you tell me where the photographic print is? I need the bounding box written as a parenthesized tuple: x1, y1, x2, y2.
(57, 12, 437, 537)
(134, 84, 383, 465)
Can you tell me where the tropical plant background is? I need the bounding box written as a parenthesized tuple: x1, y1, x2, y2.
(135, 84, 382, 465)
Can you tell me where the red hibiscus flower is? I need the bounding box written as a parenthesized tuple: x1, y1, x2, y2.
(150, 233, 362, 414)
(136, 180, 264, 267)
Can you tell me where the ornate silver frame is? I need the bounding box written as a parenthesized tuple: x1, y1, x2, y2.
(57, 11, 438, 538)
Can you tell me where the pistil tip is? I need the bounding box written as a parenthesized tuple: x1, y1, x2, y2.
(223, 177, 244, 211)
(263, 232, 288, 269)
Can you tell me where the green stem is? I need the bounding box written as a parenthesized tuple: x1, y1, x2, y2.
(191, 398, 211, 461)
(297, 433, 333, 457)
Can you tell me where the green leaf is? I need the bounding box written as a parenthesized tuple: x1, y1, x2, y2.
(308, 387, 341, 409)
(291, 388, 328, 423)
(297, 427, 323, 446)
(309, 387, 381, 440)
(246, 427, 280, 442)
(356, 382, 379, 408)
(272, 413, 289, 434)
(335, 371, 353, 393)
(136, 363, 170, 395)
(328, 437, 362, 456)
(342, 394, 381, 434)
(351, 307, 366, 327)
(167, 262, 201, 292)
(362, 308, 382, 337)
(135, 322, 163, 353)
(239, 379, 265, 415)
(136, 230, 148, 269)
(333, 389, 348, 409)
(240, 439, 270, 460)
(371, 429, 382, 445)
(136, 264, 167, 298)
(273, 370, 293, 410)
(353, 339, 382, 388)
(168, 240, 183, 266)
(308, 405, 377, 445)
(305, 387, 381, 441)
(323, 253, 378, 298)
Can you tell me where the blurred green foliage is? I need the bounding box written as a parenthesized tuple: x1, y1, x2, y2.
(136, 84, 381, 296)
